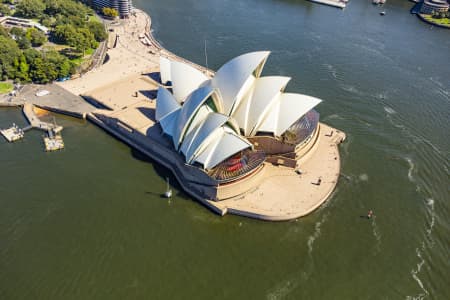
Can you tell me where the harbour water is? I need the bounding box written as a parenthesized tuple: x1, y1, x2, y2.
(1, 0, 449, 298)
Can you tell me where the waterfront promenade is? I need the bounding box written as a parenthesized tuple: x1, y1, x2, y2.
(308, 0, 347, 9)
(55, 9, 345, 220)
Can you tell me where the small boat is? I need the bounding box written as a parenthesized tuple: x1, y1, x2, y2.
(380, 11, 386, 15)
(163, 177, 172, 198)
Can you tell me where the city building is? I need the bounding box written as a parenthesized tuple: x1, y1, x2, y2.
(420, 0, 449, 14)
(0, 16, 49, 34)
(93, 0, 132, 18)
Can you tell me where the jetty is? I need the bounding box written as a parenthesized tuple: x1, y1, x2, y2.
(0, 99, 67, 151)
(44, 129, 64, 151)
(0, 124, 25, 142)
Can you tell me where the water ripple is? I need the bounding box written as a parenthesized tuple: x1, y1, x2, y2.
(406, 199, 436, 300)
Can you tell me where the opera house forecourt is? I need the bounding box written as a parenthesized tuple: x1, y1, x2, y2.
(89, 50, 346, 221)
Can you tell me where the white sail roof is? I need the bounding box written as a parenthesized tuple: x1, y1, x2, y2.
(232, 76, 291, 135)
(192, 128, 252, 170)
(275, 94, 322, 136)
(156, 86, 180, 121)
(159, 56, 171, 84)
(172, 85, 215, 149)
(180, 113, 229, 163)
(211, 51, 270, 116)
(159, 109, 180, 138)
(258, 93, 322, 136)
(156, 51, 323, 170)
(171, 60, 208, 103)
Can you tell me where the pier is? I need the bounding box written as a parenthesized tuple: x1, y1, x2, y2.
(0, 124, 24, 142)
(0, 101, 66, 151)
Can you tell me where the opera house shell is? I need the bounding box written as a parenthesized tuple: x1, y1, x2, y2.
(90, 51, 345, 220)
(157, 51, 324, 177)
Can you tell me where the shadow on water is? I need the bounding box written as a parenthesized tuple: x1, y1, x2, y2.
(130, 148, 189, 200)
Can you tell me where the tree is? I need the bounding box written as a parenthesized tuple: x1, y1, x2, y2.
(10, 27, 31, 49)
(0, 25, 8, 37)
(0, 35, 22, 79)
(15, 0, 46, 18)
(0, 3, 11, 16)
(72, 27, 97, 54)
(52, 23, 76, 44)
(17, 54, 30, 81)
(44, 50, 73, 78)
(26, 28, 47, 47)
(87, 21, 107, 42)
(102, 7, 118, 18)
(29, 57, 48, 82)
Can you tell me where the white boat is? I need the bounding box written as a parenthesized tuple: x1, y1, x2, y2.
(35, 90, 50, 97)
(164, 177, 172, 198)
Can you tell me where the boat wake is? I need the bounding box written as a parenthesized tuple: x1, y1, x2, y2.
(269, 214, 333, 298)
(322, 63, 339, 80)
(339, 84, 364, 96)
(307, 212, 329, 256)
(322, 113, 342, 121)
(358, 173, 369, 182)
(370, 216, 382, 255)
(383, 106, 396, 115)
(428, 76, 450, 101)
(404, 157, 416, 183)
(266, 277, 300, 300)
(406, 198, 435, 300)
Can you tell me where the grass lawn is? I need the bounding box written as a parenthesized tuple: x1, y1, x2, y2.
(88, 15, 102, 23)
(0, 82, 13, 94)
(85, 48, 95, 56)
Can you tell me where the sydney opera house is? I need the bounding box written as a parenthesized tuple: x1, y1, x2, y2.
(90, 51, 345, 220)
(157, 51, 322, 178)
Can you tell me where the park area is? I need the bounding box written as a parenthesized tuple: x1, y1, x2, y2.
(0, 82, 13, 94)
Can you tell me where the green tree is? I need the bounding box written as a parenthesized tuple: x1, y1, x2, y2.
(44, 50, 73, 78)
(26, 28, 47, 47)
(0, 3, 12, 16)
(29, 57, 48, 82)
(15, 0, 46, 18)
(17, 54, 30, 81)
(23, 48, 42, 64)
(102, 7, 118, 18)
(0, 35, 22, 79)
(0, 25, 8, 37)
(87, 21, 107, 42)
(52, 23, 76, 44)
(72, 27, 97, 54)
(10, 27, 31, 49)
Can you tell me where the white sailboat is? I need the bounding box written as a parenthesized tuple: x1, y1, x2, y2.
(164, 177, 172, 198)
